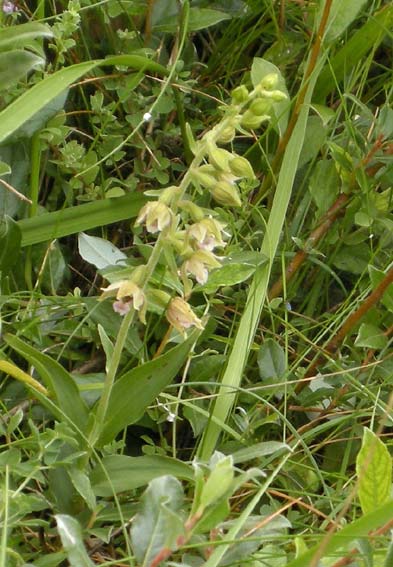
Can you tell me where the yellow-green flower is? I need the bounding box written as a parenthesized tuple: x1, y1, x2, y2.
(182, 250, 221, 285)
(101, 280, 146, 322)
(187, 218, 226, 252)
(135, 201, 172, 233)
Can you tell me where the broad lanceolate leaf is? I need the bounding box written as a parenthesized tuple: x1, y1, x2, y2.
(322, 0, 368, 42)
(91, 455, 194, 496)
(0, 55, 168, 145)
(0, 21, 52, 50)
(0, 50, 44, 91)
(0, 215, 21, 273)
(130, 476, 185, 566)
(196, 262, 258, 293)
(78, 232, 127, 270)
(356, 428, 392, 515)
(154, 8, 231, 32)
(4, 335, 89, 434)
(97, 332, 199, 446)
(55, 515, 94, 567)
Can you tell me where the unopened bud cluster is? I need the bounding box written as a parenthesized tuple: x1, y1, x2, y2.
(102, 72, 288, 334)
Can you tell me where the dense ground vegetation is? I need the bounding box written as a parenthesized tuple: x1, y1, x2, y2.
(0, 1, 393, 565)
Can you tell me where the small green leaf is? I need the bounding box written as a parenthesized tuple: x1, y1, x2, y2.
(356, 428, 392, 515)
(55, 515, 94, 567)
(369, 266, 393, 313)
(130, 476, 185, 565)
(78, 232, 127, 270)
(196, 262, 258, 293)
(154, 8, 231, 32)
(67, 468, 96, 511)
(0, 161, 11, 176)
(199, 453, 234, 510)
(257, 339, 286, 381)
(355, 323, 388, 350)
(97, 324, 114, 373)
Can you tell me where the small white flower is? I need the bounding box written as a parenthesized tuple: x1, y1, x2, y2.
(143, 112, 152, 122)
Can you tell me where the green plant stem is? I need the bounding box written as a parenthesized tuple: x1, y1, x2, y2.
(174, 87, 193, 164)
(0, 466, 9, 567)
(24, 131, 42, 290)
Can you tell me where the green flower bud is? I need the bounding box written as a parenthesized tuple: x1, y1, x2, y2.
(241, 110, 269, 130)
(259, 73, 279, 90)
(216, 125, 236, 144)
(229, 155, 255, 180)
(159, 185, 182, 205)
(211, 180, 242, 207)
(268, 89, 288, 102)
(191, 165, 217, 190)
(249, 98, 272, 116)
(208, 144, 233, 171)
(231, 85, 249, 104)
(178, 200, 205, 222)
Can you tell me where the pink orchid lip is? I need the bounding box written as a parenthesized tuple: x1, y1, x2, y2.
(113, 299, 132, 316)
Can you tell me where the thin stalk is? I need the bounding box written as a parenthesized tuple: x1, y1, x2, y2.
(0, 466, 9, 567)
(24, 131, 42, 290)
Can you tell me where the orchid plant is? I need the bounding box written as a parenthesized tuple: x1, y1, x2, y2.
(100, 72, 287, 336)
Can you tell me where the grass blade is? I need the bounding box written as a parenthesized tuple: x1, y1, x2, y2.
(17, 192, 146, 247)
(314, 4, 393, 101)
(199, 65, 322, 460)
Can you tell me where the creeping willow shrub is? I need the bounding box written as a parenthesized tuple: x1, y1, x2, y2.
(101, 73, 287, 334)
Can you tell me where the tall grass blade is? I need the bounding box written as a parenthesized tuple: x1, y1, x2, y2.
(199, 65, 323, 460)
(17, 192, 146, 247)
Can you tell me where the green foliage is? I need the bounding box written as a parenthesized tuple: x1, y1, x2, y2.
(356, 428, 392, 515)
(0, 0, 393, 565)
